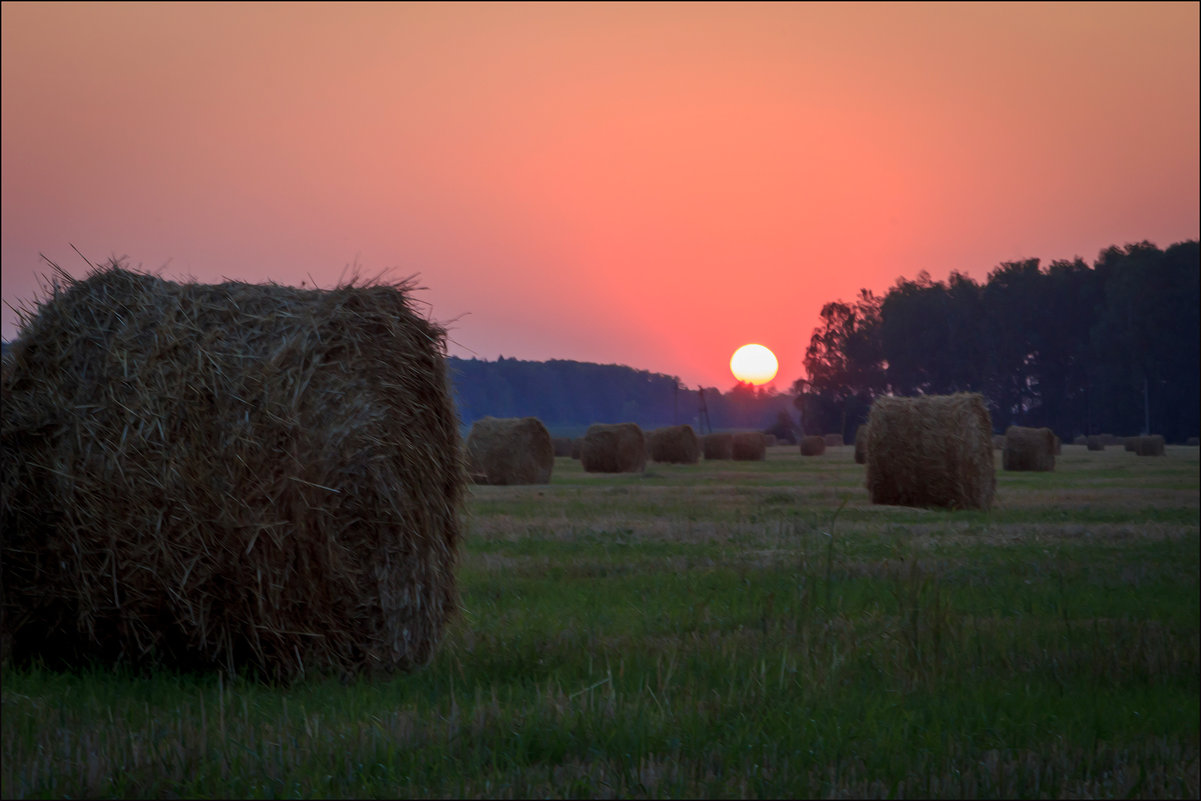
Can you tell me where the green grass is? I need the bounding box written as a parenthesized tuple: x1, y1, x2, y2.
(3, 444, 1198, 798)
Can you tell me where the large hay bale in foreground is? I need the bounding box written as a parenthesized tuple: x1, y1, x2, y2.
(702, 432, 734, 460)
(580, 423, 646, 473)
(1136, 435, 1165, 456)
(647, 425, 701, 464)
(732, 431, 766, 461)
(466, 417, 553, 484)
(854, 425, 868, 464)
(800, 435, 826, 456)
(865, 393, 995, 511)
(1, 264, 465, 681)
(1002, 426, 1056, 472)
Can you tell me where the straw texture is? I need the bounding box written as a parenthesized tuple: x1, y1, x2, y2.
(647, 425, 701, 464)
(466, 417, 554, 485)
(865, 393, 995, 511)
(580, 423, 646, 473)
(1, 264, 465, 681)
(1002, 426, 1056, 472)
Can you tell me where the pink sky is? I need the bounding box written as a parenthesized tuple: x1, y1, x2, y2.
(3, 1, 1198, 390)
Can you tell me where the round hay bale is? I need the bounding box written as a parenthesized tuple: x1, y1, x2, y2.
(1100, 433, 1120, 447)
(1123, 436, 1140, 452)
(1086, 435, 1105, 451)
(992, 434, 1005, 450)
(552, 437, 574, 458)
(1002, 425, 1056, 472)
(702, 432, 734, 460)
(763, 433, 778, 447)
(800, 435, 827, 456)
(732, 431, 766, 461)
(1073, 435, 1088, 446)
(647, 425, 701, 464)
(865, 393, 995, 511)
(854, 424, 868, 464)
(1187, 437, 1200, 447)
(1, 264, 465, 682)
(823, 433, 843, 447)
(466, 417, 554, 484)
(580, 423, 646, 473)
(1136, 435, 1165, 456)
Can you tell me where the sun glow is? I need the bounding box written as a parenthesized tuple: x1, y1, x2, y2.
(729, 344, 778, 385)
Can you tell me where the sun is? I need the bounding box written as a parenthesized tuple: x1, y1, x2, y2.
(730, 344, 778, 385)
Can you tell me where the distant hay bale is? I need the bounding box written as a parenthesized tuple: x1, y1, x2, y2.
(1002, 426, 1056, 472)
(865, 393, 995, 511)
(580, 423, 646, 473)
(732, 431, 766, 461)
(1124, 436, 1140, 452)
(1073, 435, 1087, 446)
(854, 424, 868, 464)
(1086, 436, 1105, 451)
(800, 435, 826, 456)
(702, 432, 734, 460)
(1100, 433, 1120, 447)
(647, 425, 701, 464)
(823, 433, 843, 447)
(992, 434, 1005, 450)
(1, 264, 465, 681)
(1136, 435, 1165, 456)
(466, 417, 554, 484)
(551, 436, 574, 457)
(1188, 437, 1200, 447)
(763, 433, 778, 447)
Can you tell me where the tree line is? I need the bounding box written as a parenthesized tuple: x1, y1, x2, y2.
(793, 240, 1200, 443)
(447, 356, 796, 436)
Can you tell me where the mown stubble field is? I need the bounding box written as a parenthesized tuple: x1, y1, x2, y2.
(2, 443, 1198, 798)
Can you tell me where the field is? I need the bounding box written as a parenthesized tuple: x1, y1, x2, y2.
(2, 443, 1198, 798)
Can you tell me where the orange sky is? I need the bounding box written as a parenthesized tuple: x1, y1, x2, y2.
(3, 1, 1198, 390)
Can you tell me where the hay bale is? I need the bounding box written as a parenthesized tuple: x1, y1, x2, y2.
(854, 424, 868, 464)
(763, 433, 778, 448)
(1073, 435, 1087, 446)
(647, 425, 701, 464)
(1124, 436, 1140, 452)
(580, 423, 646, 473)
(1136, 435, 1165, 456)
(800, 435, 826, 456)
(823, 433, 843, 447)
(992, 434, 1005, 450)
(731, 431, 766, 461)
(1187, 437, 1200, 447)
(552, 437, 574, 458)
(865, 393, 995, 511)
(466, 417, 554, 484)
(702, 432, 734, 460)
(1086, 435, 1105, 451)
(1002, 425, 1056, 472)
(1100, 433, 1120, 447)
(1, 264, 466, 681)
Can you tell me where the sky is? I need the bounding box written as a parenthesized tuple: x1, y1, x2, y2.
(2, 1, 1198, 391)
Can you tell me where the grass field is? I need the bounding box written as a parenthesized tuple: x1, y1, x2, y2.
(2, 444, 1198, 798)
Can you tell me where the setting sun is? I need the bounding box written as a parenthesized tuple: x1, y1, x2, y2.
(729, 344, 778, 385)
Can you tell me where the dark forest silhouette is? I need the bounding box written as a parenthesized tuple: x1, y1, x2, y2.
(450, 239, 1199, 443)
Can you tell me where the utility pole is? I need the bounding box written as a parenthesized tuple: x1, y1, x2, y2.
(697, 387, 712, 434)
